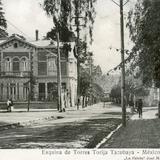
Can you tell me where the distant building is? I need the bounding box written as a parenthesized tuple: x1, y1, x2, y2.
(0, 33, 77, 107)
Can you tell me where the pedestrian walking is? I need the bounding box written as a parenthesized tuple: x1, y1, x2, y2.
(137, 99, 143, 118)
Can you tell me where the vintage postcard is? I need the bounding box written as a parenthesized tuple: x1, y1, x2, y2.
(0, 0, 160, 160)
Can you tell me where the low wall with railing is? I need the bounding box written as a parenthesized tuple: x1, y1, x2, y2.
(0, 101, 58, 110)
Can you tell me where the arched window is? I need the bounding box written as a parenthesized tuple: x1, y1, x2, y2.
(4, 57, 12, 72)
(12, 57, 20, 72)
(20, 57, 28, 71)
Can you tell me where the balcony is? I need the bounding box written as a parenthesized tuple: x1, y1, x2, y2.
(0, 71, 31, 77)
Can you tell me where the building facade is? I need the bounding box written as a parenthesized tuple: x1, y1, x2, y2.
(0, 35, 77, 107)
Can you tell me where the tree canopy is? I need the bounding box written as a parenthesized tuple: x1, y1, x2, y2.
(0, 0, 8, 38)
(43, 0, 97, 44)
(127, 0, 160, 87)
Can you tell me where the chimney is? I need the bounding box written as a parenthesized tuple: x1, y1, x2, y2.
(35, 29, 39, 41)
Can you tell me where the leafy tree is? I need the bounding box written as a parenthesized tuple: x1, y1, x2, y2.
(43, 0, 97, 98)
(91, 83, 104, 103)
(43, 0, 97, 44)
(0, 0, 8, 38)
(79, 65, 104, 105)
(127, 0, 160, 87)
(79, 66, 90, 96)
(42, 0, 97, 65)
(110, 84, 121, 104)
(110, 76, 136, 105)
(46, 27, 75, 42)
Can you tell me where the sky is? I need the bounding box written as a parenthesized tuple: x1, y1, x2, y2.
(2, 0, 135, 74)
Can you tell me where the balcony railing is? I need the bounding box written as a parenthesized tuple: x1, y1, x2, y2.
(0, 71, 30, 77)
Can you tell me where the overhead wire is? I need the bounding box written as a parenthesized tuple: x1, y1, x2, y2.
(107, 0, 132, 76)
(106, 49, 137, 75)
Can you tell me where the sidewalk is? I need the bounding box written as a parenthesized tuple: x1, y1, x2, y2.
(102, 107, 160, 148)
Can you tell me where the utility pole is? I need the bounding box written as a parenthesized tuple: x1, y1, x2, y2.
(27, 79, 31, 112)
(76, 18, 80, 110)
(75, 0, 81, 110)
(89, 52, 93, 105)
(110, 0, 128, 126)
(56, 30, 62, 112)
(120, 0, 126, 127)
(72, 0, 85, 110)
(27, 60, 32, 112)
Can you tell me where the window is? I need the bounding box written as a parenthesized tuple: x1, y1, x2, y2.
(70, 62, 73, 73)
(23, 83, 28, 100)
(14, 43, 18, 48)
(13, 57, 20, 72)
(20, 57, 28, 71)
(62, 83, 66, 90)
(10, 83, 16, 100)
(39, 83, 45, 100)
(61, 61, 67, 75)
(48, 57, 57, 75)
(38, 62, 47, 75)
(5, 57, 12, 72)
(38, 52, 47, 75)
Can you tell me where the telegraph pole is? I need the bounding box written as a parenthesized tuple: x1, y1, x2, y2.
(89, 52, 93, 105)
(110, 0, 128, 126)
(56, 30, 62, 112)
(120, 0, 126, 127)
(72, 0, 85, 110)
(76, 16, 80, 110)
(27, 73, 31, 112)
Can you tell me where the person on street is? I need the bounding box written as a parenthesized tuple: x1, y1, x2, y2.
(137, 99, 143, 118)
(7, 98, 11, 112)
(7, 98, 13, 112)
(77, 98, 80, 110)
(129, 100, 134, 114)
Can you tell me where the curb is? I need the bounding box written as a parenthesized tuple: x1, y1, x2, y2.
(95, 115, 132, 148)
(0, 115, 64, 130)
(95, 124, 122, 148)
(20, 115, 64, 127)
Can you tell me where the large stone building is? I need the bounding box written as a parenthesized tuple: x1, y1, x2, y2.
(0, 34, 77, 107)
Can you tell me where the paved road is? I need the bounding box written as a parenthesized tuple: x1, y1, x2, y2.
(102, 107, 160, 148)
(0, 103, 127, 149)
(0, 103, 123, 125)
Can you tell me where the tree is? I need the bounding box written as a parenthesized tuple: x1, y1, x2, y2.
(79, 64, 104, 106)
(43, 0, 97, 107)
(110, 84, 121, 104)
(46, 27, 75, 42)
(43, 0, 97, 44)
(110, 76, 145, 105)
(79, 66, 90, 97)
(0, 0, 8, 38)
(43, 0, 66, 111)
(127, 0, 160, 87)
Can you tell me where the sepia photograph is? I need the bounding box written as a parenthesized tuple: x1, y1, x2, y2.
(0, 0, 160, 158)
